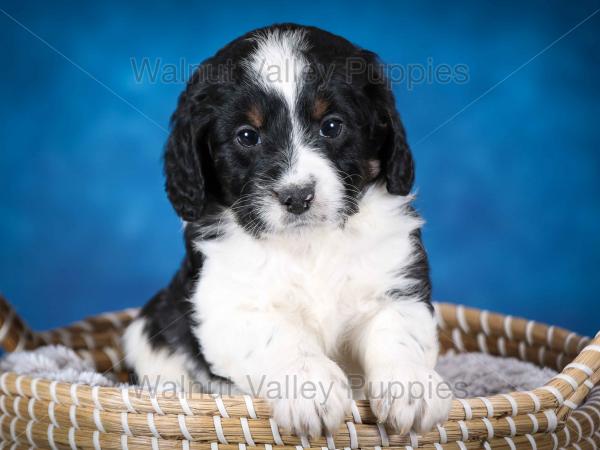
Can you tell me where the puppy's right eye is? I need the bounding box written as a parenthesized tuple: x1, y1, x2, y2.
(319, 117, 343, 138)
(236, 127, 261, 147)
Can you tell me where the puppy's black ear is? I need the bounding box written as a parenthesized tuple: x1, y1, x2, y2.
(364, 54, 415, 196)
(164, 76, 214, 222)
(380, 103, 415, 196)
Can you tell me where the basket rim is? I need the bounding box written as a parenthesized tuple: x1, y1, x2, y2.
(0, 296, 598, 449)
(0, 301, 595, 407)
(0, 302, 590, 414)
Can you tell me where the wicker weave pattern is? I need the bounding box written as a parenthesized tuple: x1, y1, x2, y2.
(0, 295, 597, 450)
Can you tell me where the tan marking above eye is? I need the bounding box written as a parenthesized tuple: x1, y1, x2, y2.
(246, 106, 263, 128)
(312, 97, 330, 120)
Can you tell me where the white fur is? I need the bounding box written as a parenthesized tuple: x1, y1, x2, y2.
(262, 146, 346, 232)
(123, 319, 193, 391)
(122, 319, 233, 394)
(190, 185, 451, 436)
(246, 28, 308, 110)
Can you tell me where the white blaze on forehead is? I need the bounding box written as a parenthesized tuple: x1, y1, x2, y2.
(246, 28, 309, 111)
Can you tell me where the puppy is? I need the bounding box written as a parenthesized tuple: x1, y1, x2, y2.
(123, 23, 452, 437)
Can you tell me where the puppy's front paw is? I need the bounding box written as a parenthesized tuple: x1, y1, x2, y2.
(268, 357, 351, 439)
(367, 364, 452, 434)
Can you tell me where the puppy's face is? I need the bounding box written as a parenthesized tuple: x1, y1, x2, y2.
(165, 25, 414, 236)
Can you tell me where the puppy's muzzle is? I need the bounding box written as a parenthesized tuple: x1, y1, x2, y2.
(273, 182, 315, 215)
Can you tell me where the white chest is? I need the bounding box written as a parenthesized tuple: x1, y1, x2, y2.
(191, 186, 423, 353)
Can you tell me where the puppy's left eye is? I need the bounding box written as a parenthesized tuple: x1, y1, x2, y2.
(319, 118, 343, 138)
(236, 127, 261, 147)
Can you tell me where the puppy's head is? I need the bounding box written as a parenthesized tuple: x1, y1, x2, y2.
(165, 24, 414, 236)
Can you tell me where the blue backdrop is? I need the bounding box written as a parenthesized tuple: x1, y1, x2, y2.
(0, 1, 598, 337)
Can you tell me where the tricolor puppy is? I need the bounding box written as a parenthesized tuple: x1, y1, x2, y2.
(124, 24, 452, 436)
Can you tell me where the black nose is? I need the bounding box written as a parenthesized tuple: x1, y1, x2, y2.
(275, 183, 315, 215)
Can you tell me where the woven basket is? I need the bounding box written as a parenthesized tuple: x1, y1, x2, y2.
(0, 295, 597, 450)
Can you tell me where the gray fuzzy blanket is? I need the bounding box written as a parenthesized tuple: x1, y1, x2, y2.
(0, 345, 557, 398)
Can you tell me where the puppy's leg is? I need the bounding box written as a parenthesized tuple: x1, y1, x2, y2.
(199, 313, 351, 438)
(352, 300, 452, 433)
(123, 318, 196, 392)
